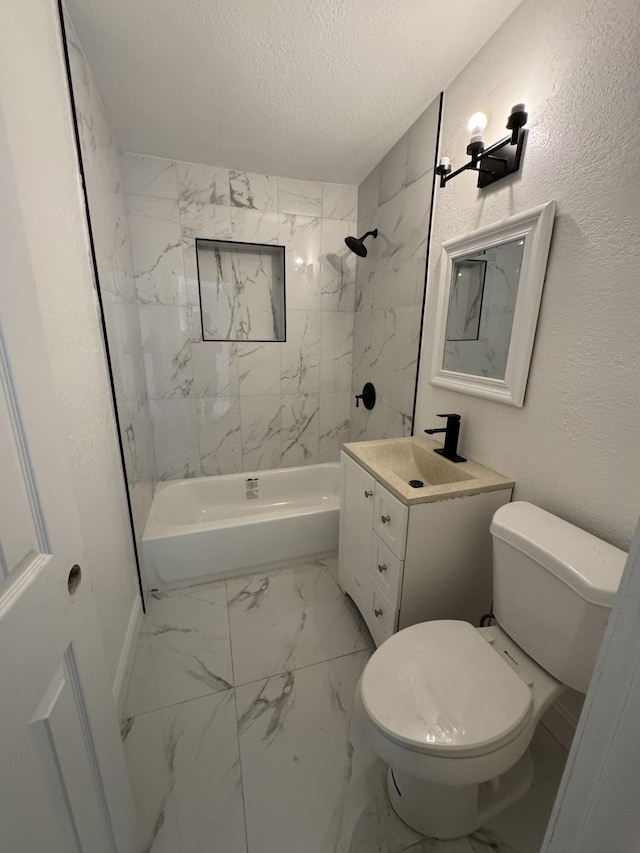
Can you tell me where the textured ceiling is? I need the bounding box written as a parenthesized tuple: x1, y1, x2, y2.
(65, 0, 522, 184)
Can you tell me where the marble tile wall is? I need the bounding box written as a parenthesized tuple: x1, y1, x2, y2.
(66, 17, 157, 567)
(350, 96, 441, 440)
(122, 153, 357, 478)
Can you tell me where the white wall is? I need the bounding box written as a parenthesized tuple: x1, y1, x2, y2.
(416, 0, 640, 553)
(0, 0, 140, 687)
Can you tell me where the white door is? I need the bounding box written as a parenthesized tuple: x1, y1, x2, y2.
(0, 108, 137, 851)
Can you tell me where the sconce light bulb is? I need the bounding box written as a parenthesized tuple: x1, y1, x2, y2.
(294, 256, 304, 267)
(467, 112, 488, 136)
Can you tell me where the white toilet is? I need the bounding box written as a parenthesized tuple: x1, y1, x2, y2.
(355, 501, 627, 839)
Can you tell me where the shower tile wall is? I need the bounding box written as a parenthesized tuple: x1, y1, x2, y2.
(122, 154, 357, 478)
(65, 17, 157, 552)
(350, 96, 440, 440)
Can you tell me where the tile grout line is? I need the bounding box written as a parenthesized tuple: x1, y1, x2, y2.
(539, 718, 571, 754)
(124, 689, 232, 720)
(124, 559, 355, 719)
(225, 576, 250, 853)
(234, 644, 373, 691)
(224, 576, 237, 688)
(226, 556, 338, 588)
(232, 683, 250, 853)
(228, 558, 373, 690)
(121, 642, 373, 720)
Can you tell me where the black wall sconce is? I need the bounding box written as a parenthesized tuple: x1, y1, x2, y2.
(436, 103, 528, 189)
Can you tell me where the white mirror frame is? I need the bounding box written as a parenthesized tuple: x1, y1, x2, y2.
(430, 200, 556, 407)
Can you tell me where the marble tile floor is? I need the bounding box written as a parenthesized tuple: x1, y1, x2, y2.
(122, 557, 568, 853)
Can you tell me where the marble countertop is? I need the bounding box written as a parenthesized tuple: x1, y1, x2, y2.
(342, 435, 514, 506)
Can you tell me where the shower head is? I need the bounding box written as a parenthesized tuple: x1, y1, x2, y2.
(344, 229, 378, 257)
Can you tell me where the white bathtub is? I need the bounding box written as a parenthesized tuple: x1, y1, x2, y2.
(142, 462, 340, 586)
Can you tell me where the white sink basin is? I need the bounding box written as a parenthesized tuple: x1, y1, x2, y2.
(369, 438, 473, 486)
(342, 436, 513, 505)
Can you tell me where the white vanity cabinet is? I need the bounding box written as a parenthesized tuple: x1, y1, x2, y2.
(338, 450, 513, 646)
(339, 454, 376, 616)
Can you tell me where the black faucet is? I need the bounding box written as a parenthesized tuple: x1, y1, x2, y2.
(424, 414, 467, 463)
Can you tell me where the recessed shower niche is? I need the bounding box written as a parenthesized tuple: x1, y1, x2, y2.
(195, 237, 286, 342)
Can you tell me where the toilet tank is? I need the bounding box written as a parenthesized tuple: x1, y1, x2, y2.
(490, 502, 627, 693)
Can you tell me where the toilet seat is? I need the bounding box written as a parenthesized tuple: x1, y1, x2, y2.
(360, 620, 533, 759)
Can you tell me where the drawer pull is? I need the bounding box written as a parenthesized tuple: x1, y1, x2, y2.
(364, 489, 373, 498)
(381, 514, 391, 524)
(374, 608, 383, 617)
(377, 563, 387, 573)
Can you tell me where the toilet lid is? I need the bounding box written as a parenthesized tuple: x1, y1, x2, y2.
(360, 621, 533, 758)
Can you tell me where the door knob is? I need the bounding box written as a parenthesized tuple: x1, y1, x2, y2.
(68, 564, 82, 595)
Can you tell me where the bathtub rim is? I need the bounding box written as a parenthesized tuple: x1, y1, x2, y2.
(143, 461, 341, 540)
(144, 499, 339, 540)
(151, 460, 340, 499)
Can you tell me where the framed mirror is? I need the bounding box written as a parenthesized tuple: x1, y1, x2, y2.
(430, 201, 556, 406)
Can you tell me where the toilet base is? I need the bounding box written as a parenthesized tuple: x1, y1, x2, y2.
(386, 748, 534, 839)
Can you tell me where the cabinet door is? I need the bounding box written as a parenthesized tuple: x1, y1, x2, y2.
(366, 585, 396, 647)
(370, 533, 403, 608)
(373, 483, 409, 558)
(338, 453, 375, 611)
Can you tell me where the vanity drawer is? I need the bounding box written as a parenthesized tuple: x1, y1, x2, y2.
(373, 485, 408, 558)
(367, 585, 396, 647)
(370, 533, 403, 608)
